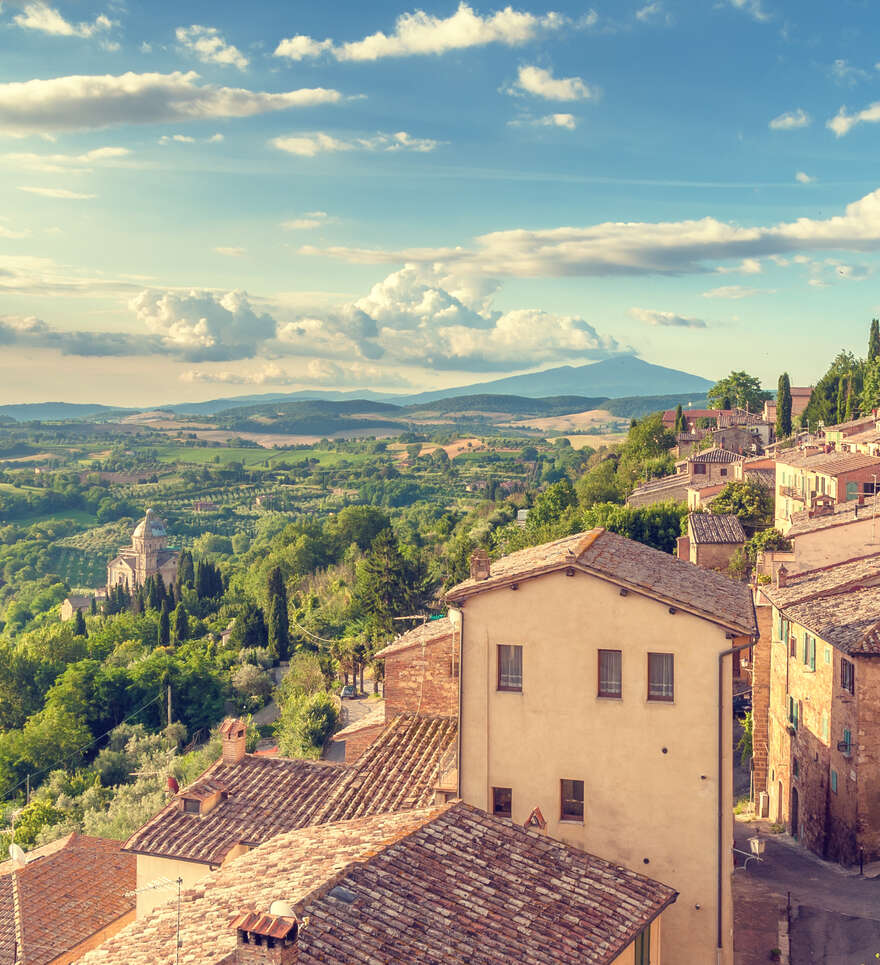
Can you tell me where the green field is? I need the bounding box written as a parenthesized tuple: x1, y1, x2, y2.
(152, 445, 369, 468)
(16, 508, 97, 526)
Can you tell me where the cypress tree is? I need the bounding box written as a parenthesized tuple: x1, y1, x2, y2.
(89, 597, 97, 616)
(776, 373, 792, 439)
(158, 601, 170, 647)
(836, 377, 847, 424)
(845, 377, 855, 422)
(267, 567, 290, 661)
(173, 604, 189, 643)
(178, 550, 195, 588)
(673, 403, 684, 434)
(73, 610, 87, 637)
(870, 318, 880, 362)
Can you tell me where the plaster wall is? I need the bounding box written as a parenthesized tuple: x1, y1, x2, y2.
(134, 852, 212, 918)
(789, 518, 880, 570)
(455, 569, 738, 965)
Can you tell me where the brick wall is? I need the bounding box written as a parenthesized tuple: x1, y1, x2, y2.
(855, 659, 880, 861)
(336, 722, 386, 764)
(383, 634, 458, 719)
(752, 600, 772, 803)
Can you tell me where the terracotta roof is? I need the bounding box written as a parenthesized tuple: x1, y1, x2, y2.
(373, 617, 454, 659)
(824, 415, 877, 434)
(315, 714, 458, 823)
(0, 833, 134, 965)
(745, 468, 776, 489)
(688, 513, 747, 544)
(788, 493, 880, 536)
(78, 803, 676, 965)
(124, 755, 344, 864)
(447, 529, 757, 636)
(775, 448, 880, 474)
(688, 448, 742, 464)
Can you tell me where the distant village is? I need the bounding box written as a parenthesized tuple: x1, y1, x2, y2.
(18, 376, 880, 964)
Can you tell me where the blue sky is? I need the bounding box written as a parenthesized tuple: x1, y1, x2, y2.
(3, 0, 880, 404)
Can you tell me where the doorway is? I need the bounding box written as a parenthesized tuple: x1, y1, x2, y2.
(791, 787, 799, 839)
(776, 781, 783, 823)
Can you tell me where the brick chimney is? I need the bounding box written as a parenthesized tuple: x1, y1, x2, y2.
(469, 548, 490, 581)
(231, 908, 298, 965)
(776, 564, 788, 589)
(220, 718, 247, 765)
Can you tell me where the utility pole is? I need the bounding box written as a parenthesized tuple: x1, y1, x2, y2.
(167, 685, 172, 727)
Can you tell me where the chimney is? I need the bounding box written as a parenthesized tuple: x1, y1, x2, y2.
(469, 548, 490, 581)
(776, 564, 788, 589)
(231, 906, 299, 965)
(220, 718, 248, 765)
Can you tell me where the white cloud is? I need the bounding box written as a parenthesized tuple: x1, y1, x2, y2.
(830, 59, 870, 86)
(17, 186, 95, 199)
(507, 65, 597, 101)
(1, 146, 130, 173)
(176, 25, 248, 71)
(769, 108, 810, 130)
(14, 2, 114, 39)
(158, 133, 225, 145)
(702, 286, 767, 298)
(180, 362, 291, 385)
(302, 188, 880, 279)
(0, 218, 29, 239)
(214, 246, 246, 257)
(827, 102, 880, 137)
(795, 171, 815, 184)
(0, 72, 343, 135)
(274, 2, 565, 62)
(509, 112, 577, 129)
(282, 212, 331, 230)
(271, 131, 440, 157)
(629, 307, 707, 328)
(725, 0, 770, 23)
(635, 2, 665, 21)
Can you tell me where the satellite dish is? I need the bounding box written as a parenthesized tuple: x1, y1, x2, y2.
(9, 844, 26, 869)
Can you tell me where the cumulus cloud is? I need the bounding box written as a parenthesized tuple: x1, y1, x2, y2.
(17, 186, 95, 199)
(274, 2, 565, 62)
(13, 2, 114, 39)
(176, 25, 248, 71)
(828, 102, 880, 137)
(302, 188, 880, 279)
(0, 72, 342, 135)
(271, 131, 440, 157)
(629, 307, 707, 328)
(769, 108, 810, 130)
(506, 65, 597, 101)
(509, 112, 577, 129)
(180, 362, 292, 385)
(795, 171, 815, 184)
(1, 146, 130, 173)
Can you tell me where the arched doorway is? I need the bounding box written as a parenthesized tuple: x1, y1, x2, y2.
(791, 787, 799, 839)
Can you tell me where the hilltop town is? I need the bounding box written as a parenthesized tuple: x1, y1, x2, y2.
(5, 331, 880, 962)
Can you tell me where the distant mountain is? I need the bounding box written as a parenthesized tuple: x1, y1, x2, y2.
(0, 402, 126, 422)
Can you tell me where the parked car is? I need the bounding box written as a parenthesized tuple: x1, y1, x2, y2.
(340, 684, 357, 699)
(733, 690, 752, 715)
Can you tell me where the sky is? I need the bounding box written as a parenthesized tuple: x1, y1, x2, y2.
(3, 0, 880, 405)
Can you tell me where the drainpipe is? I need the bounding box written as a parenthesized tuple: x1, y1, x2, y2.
(455, 610, 463, 798)
(718, 638, 756, 959)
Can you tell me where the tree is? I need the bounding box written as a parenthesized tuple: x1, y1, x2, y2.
(775, 372, 792, 439)
(230, 603, 268, 650)
(172, 604, 189, 643)
(177, 550, 195, 588)
(580, 501, 687, 555)
(275, 692, 338, 759)
(870, 318, 880, 362)
(862, 359, 880, 415)
(673, 403, 684, 434)
(708, 371, 768, 413)
(354, 528, 417, 635)
(157, 601, 170, 647)
(267, 567, 290, 662)
(73, 610, 87, 638)
(710, 481, 774, 535)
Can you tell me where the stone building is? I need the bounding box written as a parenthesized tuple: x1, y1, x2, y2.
(677, 513, 746, 571)
(758, 555, 880, 864)
(107, 508, 179, 592)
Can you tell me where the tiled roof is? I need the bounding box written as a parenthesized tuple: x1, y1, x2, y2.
(0, 833, 134, 965)
(688, 448, 742, 464)
(788, 493, 880, 536)
(775, 448, 880, 474)
(124, 755, 345, 864)
(760, 553, 880, 654)
(315, 714, 458, 823)
(824, 415, 876, 434)
(689, 513, 747, 544)
(745, 468, 776, 488)
(626, 474, 690, 507)
(447, 529, 757, 636)
(77, 803, 676, 965)
(330, 701, 386, 740)
(373, 616, 453, 659)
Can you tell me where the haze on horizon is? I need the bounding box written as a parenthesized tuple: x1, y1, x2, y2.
(3, 0, 880, 406)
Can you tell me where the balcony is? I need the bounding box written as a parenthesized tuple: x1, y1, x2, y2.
(779, 486, 806, 502)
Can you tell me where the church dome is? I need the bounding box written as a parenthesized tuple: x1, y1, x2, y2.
(132, 508, 167, 540)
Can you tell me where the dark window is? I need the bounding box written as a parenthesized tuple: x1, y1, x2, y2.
(598, 649, 622, 698)
(497, 645, 523, 692)
(492, 786, 512, 818)
(831, 769, 838, 794)
(647, 653, 674, 701)
(842, 728, 852, 756)
(789, 633, 796, 658)
(792, 756, 799, 779)
(693, 463, 707, 475)
(183, 798, 200, 814)
(560, 779, 584, 821)
(788, 696, 798, 730)
(720, 467, 728, 476)
(634, 926, 650, 965)
(841, 658, 855, 695)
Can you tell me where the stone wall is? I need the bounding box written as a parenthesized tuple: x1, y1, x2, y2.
(752, 599, 772, 803)
(692, 542, 740, 572)
(383, 634, 459, 719)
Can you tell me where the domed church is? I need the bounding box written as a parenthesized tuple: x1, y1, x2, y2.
(107, 508, 179, 591)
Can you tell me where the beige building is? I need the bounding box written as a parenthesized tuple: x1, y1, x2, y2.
(107, 508, 179, 591)
(60, 594, 93, 621)
(677, 513, 746, 571)
(446, 530, 757, 965)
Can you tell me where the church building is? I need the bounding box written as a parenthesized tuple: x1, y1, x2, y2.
(107, 508, 179, 591)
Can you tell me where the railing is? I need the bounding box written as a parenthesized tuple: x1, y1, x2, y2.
(778, 486, 806, 501)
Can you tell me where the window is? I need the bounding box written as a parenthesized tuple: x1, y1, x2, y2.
(492, 786, 512, 818)
(634, 926, 650, 965)
(793, 756, 799, 779)
(824, 647, 832, 665)
(693, 463, 707, 475)
(803, 634, 816, 671)
(841, 658, 855, 695)
(831, 769, 838, 794)
(497, 645, 523, 692)
(647, 653, 674, 701)
(788, 696, 798, 730)
(841, 729, 852, 756)
(560, 779, 584, 821)
(789, 632, 796, 659)
(598, 649, 622, 698)
(183, 798, 200, 814)
(720, 467, 728, 476)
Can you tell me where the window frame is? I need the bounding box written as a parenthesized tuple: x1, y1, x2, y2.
(841, 657, 855, 695)
(647, 652, 674, 702)
(183, 798, 201, 814)
(597, 649, 622, 699)
(788, 695, 799, 730)
(560, 778, 584, 823)
(634, 925, 650, 965)
(496, 644, 523, 693)
(492, 786, 512, 818)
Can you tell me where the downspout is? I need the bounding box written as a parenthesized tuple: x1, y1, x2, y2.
(718, 637, 756, 958)
(455, 609, 463, 798)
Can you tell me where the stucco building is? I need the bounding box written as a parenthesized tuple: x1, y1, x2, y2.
(446, 529, 757, 965)
(107, 508, 179, 592)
